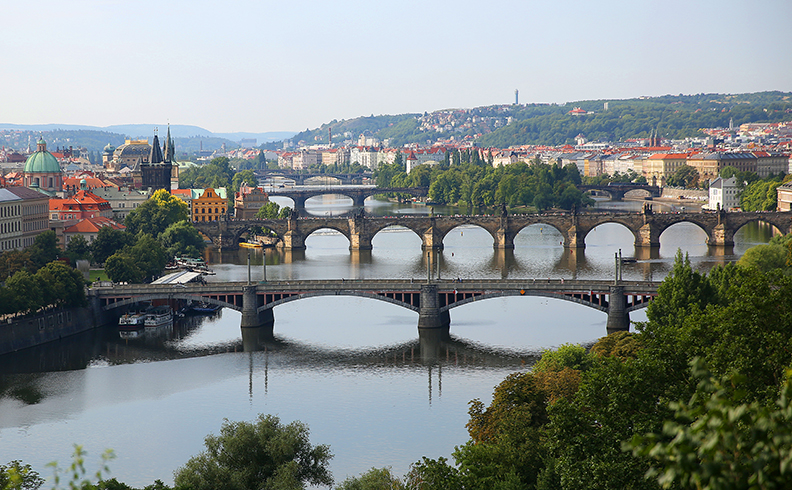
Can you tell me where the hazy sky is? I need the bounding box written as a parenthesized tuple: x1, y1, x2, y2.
(3, 0, 790, 134)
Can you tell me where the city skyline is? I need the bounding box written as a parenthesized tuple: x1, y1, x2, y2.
(3, 0, 791, 135)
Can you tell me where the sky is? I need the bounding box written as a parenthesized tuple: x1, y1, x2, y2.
(3, 0, 791, 134)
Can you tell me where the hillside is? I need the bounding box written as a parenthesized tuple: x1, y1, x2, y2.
(287, 91, 792, 148)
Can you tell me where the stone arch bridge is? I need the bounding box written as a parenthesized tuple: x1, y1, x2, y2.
(194, 210, 792, 251)
(91, 279, 659, 341)
(266, 186, 428, 213)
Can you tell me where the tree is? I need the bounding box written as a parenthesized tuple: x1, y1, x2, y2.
(336, 467, 402, 490)
(629, 359, 792, 490)
(737, 243, 788, 272)
(255, 202, 291, 220)
(35, 261, 86, 308)
(666, 165, 699, 188)
(0, 250, 33, 282)
(90, 227, 134, 265)
(173, 414, 333, 490)
(64, 235, 91, 264)
(232, 170, 258, 192)
(28, 230, 59, 269)
(159, 221, 206, 258)
(128, 234, 168, 282)
(0, 460, 44, 490)
(5, 271, 43, 314)
(104, 253, 144, 284)
(124, 189, 190, 237)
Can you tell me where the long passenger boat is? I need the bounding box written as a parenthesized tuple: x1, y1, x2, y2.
(144, 306, 174, 327)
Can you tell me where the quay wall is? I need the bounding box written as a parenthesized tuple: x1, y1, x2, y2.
(0, 306, 102, 356)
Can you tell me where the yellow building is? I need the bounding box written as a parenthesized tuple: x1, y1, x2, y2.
(191, 188, 227, 222)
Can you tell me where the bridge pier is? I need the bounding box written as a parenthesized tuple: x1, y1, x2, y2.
(565, 226, 586, 248)
(418, 284, 450, 330)
(349, 216, 373, 251)
(708, 224, 734, 247)
(422, 221, 444, 250)
(241, 286, 273, 329)
(606, 285, 630, 334)
(636, 223, 661, 248)
(419, 326, 451, 364)
(494, 229, 515, 249)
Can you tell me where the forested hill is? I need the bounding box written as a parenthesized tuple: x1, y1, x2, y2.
(287, 91, 792, 148)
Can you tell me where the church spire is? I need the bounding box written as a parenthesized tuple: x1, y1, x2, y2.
(164, 124, 175, 163)
(149, 129, 164, 164)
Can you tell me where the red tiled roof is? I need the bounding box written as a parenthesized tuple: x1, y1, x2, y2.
(65, 217, 125, 234)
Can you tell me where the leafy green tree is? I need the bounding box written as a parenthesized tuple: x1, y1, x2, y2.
(740, 179, 781, 211)
(666, 165, 699, 188)
(90, 227, 134, 265)
(737, 243, 788, 272)
(232, 170, 258, 192)
(28, 230, 59, 269)
(5, 271, 43, 314)
(35, 261, 87, 308)
(254, 202, 291, 220)
(402, 457, 461, 490)
(64, 235, 92, 264)
(629, 359, 792, 490)
(104, 253, 144, 284)
(336, 467, 402, 490)
(173, 414, 333, 490)
(124, 189, 190, 237)
(0, 250, 33, 282)
(0, 460, 44, 490)
(159, 221, 206, 258)
(128, 234, 168, 281)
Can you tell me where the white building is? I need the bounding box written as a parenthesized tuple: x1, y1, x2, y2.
(705, 176, 739, 211)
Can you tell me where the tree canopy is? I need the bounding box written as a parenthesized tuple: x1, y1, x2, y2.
(124, 189, 190, 237)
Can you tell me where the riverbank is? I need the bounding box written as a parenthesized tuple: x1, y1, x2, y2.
(0, 305, 99, 356)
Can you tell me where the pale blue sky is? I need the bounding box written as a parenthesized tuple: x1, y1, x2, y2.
(3, 0, 790, 133)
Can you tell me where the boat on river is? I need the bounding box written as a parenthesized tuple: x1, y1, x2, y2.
(144, 306, 173, 327)
(118, 312, 146, 329)
(188, 302, 221, 315)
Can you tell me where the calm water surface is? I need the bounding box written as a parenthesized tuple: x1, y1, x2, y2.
(0, 195, 775, 487)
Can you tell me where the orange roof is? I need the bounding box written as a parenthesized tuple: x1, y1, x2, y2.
(648, 153, 688, 159)
(64, 217, 125, 234)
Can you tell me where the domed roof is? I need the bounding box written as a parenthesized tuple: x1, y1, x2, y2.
(24, 138, 61, 174)
(103, 143, 116, 154)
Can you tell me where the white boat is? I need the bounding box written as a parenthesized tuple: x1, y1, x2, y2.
(118, 312, 146, 329)
(144, 306, 173, 327)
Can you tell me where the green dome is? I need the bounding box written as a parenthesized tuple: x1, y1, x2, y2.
(24, 138, 61, 174)
(103, 143, 116, 154)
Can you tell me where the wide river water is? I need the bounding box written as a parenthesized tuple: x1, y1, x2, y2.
(0, 194, 775, 487)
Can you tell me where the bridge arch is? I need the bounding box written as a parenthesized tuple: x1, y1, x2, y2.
(369, 224, 424, 245)
(511, 222, 566, 243)
(256, 290, 420, 314)
(731, 216, 786, 237)
(656, 219, 711, 247)
(581, 220, 642, 248)
(101, 294, 242, 312)
(440, 289, 652, 313)
(436, 222, 500, 248)
(302, 224, 352, 246)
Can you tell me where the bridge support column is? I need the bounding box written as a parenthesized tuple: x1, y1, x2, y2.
(494, 229, 515, 249)
(241, 286, 271, 329)
(214, 231, 240, 251)
(349, 216, 373, 251)
(606, 285, 630, 335)
(565, 226, 585, 248)
(418, 284, 450, 331)
(636, 223, 660, 248)
(280, 217, 306, 251)
(708, 224, 734, 247)
(422, 221, 444, 250)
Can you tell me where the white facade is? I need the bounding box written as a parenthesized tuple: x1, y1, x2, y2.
(706, 176, 739, 211)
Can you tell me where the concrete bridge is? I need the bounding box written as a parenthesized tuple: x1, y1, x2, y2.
(577, 183, 661, 201)
(90, 279, 659, 347)
(266, 186, 429, 213)
(194, 209, 792, 252)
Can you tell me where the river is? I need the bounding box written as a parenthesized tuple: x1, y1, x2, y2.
(0, 195, 775, 487)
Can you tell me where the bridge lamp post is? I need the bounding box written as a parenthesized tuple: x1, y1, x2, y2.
(247, 251, 251, 285)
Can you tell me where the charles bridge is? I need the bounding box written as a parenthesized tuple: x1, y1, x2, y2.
(194, 208, 792, 252)
(90, 278, 659, 347)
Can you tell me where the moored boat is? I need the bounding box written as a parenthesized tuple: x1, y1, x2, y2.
(144, 306, 174, 327)
(118, 312, 146, 329)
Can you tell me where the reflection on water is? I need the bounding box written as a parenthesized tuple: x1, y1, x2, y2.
(0, 195, 776, 487)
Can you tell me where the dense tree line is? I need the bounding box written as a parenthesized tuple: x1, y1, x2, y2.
(0, 231, 87, 317)
(375, 156, 592, 212)
(178, 157, 235, 191)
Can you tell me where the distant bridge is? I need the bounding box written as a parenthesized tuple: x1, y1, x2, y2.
(577, 183, 662, 201)
(265, 186, 428, 213)
(256, 170, 373, 186)
(90, 278, 659, 343)
(194, 209, 792, 251)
